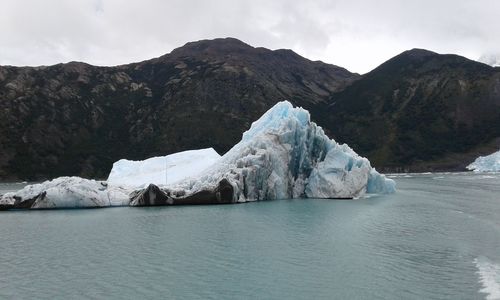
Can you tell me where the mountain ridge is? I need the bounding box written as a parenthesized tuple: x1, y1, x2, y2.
(0, 38, 358, 179)
(327, 47, 500, 171)
(1, 38, 499, 179)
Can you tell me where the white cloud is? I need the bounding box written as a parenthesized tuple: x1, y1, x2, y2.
(1, 0, 499, 73)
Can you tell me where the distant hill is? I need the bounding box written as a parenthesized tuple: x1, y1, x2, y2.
(327, 49, 500, 171)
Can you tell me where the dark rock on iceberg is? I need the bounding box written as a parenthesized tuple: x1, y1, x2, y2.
(129, 179, 235, 206)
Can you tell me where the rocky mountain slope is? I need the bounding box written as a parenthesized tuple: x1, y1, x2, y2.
(1, 39, 500, 179)
(0, 38, 357, 179)
(327, 49, 500, 171)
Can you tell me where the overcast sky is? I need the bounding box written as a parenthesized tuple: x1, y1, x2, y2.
(1, 0, 499, 73)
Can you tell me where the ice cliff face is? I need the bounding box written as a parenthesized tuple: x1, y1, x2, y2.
(0, 101, 395, 209)
(164, 101, 395, 203)
(107, 148, 221, 188)
(467, 150, 500, 172)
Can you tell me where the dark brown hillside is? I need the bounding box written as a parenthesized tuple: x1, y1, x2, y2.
(2, 40, 499, 179)
(327, 49, 500, 171)
(0, 38, 358, 179)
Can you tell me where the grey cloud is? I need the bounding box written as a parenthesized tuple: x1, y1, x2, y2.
(1, 0, 499, 73)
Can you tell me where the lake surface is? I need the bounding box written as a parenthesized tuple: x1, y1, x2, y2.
(1, 173, 500, 299)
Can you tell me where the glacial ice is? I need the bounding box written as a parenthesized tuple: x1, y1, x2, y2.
(0, 177, 129, 209)
(0, 101, 395, 209)
(107, 148, 221, 188)
(467, 150, 500, 172)
(165, 100, 395, 202)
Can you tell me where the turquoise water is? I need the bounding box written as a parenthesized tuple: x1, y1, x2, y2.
(1, 173, 499, 299)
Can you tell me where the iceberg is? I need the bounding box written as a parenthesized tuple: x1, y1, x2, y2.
(0, 101, 395, 210)
(107, 148, 221, 188)
(0, 177, 129, 209)
(151, 100, 395, 204)
(0, 148, 221, 209)
(467, 150, 500, 172)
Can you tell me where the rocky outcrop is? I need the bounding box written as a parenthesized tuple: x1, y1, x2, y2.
(129, 179, 234, 206)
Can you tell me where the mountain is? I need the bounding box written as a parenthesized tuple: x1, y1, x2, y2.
(2, 39, 500, 179)
(327, 49, 500, 171)
(0, 38, 358, 179)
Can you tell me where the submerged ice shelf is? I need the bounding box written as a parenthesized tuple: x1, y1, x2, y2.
(1, 101, 395, 209)
(467, 150, 500, 172)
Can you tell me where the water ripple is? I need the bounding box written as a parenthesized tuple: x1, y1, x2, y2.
(1, 174, 500, 299)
